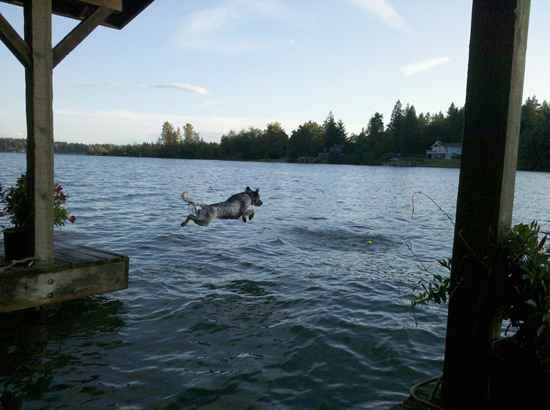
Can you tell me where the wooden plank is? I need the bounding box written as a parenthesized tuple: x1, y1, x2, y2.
(70, 246, 123, 261)
(78, 244, 126, 259)
(57, 246, 120, 264)
(53, 239, 124, 261)
(442, 0, 531, 406)
(53, 254, 77, 269)
(0, 258, 128, 313)
(24, 0, 54, 265)
(0, 12, 30, 67)
(80, 0, 122, 12)
(54, 247, 98, 264)
(53, 6, 113, 68)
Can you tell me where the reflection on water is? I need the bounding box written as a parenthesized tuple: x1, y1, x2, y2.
(1, 153, 550, 409)
(0, 298, 124, 408)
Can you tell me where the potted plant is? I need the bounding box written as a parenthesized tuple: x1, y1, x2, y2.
(0, 174, 75, 262)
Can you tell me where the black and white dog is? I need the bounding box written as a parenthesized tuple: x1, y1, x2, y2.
(181, 187, 263, 226)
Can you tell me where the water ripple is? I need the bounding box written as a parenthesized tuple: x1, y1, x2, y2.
(1, 154, 549, 409)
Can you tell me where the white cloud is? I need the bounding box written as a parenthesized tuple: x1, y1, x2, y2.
(400, 57, 451, 77)
(186, 4, 236, 36)
(152, 83, 209, 95)
(350, 0, 407, 31)
(70, 82, 209, 95)
(73, 81, 123, 88)
(179, 0, 288, 52)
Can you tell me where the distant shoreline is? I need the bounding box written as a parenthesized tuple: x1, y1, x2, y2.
(0, 150, 459, 169)
(7, 150, 550, 173)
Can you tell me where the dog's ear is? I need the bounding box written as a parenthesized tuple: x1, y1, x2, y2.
(245, 186, 252, 192)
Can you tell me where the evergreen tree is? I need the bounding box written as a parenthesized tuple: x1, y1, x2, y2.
(446, 102, 465, 142)
(519, 97, 543, 170)
(402, 104, 419, 155)
(350, 112, 385, 163)
(324, 112, 346, 149)
(387, 100, 404, 154)
(367, 112, 384, 137)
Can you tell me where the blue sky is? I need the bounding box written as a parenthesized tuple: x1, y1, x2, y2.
(1, 0, 550, 144)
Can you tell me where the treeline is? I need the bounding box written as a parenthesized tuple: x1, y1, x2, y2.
(2, 97, 550, 170)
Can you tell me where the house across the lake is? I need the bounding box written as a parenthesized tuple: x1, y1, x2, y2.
(426, 140, 462, 160)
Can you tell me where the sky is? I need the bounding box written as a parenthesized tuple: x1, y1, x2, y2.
(1, 0, 550, 144)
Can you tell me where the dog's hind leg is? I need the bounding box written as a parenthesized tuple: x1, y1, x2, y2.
(182, 214, 212, 227)
(181, 215, 195, 226)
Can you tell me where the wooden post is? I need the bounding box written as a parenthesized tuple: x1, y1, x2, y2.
(24, 0, 54, 264)
(442, 0, 530, 407)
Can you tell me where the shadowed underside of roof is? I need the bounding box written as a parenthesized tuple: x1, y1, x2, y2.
(0, 0, 154, 29)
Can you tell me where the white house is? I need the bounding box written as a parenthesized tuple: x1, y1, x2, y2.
(426, 140, 462, 160)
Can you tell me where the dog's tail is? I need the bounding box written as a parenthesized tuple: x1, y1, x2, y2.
(181, 192, 207, 208)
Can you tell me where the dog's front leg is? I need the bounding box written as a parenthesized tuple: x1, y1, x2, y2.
(241, 215, 247, 223)
(242, 207, 254, 222)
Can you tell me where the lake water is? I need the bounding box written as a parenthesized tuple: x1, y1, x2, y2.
(1, 153, 550, 409)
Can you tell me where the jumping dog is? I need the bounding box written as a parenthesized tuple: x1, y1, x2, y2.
(181, 187, 263, 226)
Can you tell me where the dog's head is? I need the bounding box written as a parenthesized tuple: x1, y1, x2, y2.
(245, 186, 263, 206)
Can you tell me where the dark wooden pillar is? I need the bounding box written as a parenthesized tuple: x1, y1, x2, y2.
(24, 0, 54, 264)
(442, 0, 530, 407)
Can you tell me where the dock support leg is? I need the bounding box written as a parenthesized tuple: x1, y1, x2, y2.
(24, 0, 54, 264)
(442, 0, 530, 407)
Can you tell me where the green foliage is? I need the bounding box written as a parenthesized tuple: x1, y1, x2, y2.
(413, 222, 550, 336)
(0, 175, 32, 229)
(519, 97, 550, 171)
(500, 222, 550, 336)
(160, 121, 179, 145)
(413, 258, 452, 306)
(288, 121, 324, 160)
(183, 123, 200, 144)
(220, 127, 264, 160)
(262, 122, 289, 159)
(323, 112, 347, 149)
(0, 175, 75, 229)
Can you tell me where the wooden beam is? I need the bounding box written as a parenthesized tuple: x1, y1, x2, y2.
(0, 12, 30, 67)
(80, 0, 122, 12)
(53, 6, 113, 68)
(0, 259, 129, 312)
(442, 0, 530, 407)
(0, 0, 153, 30)
(24, 0, 54, 264)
